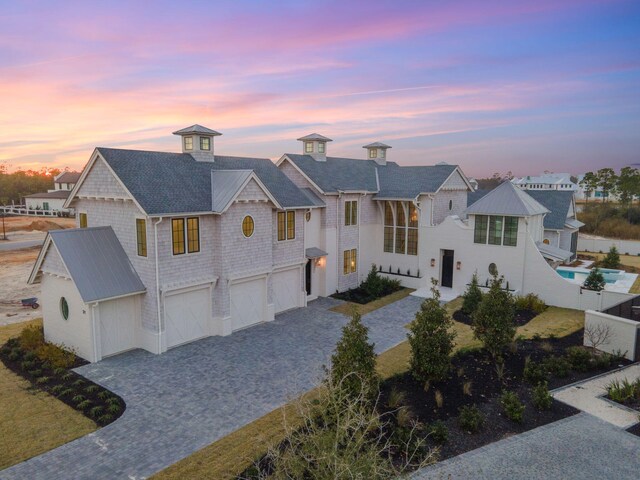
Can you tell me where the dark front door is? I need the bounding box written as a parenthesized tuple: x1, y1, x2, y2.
(441, 250, 454, 288)
(305, 260, 312, 295)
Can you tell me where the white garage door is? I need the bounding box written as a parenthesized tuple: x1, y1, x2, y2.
(165, 287, 210, 348)
(99, 296, 137, 358)
(272, 268, 301, 314)
(230, 277, 266, 331)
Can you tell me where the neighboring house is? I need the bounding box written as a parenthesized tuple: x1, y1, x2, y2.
(512, 173, 577, 192)
(24, 171, 81, 212)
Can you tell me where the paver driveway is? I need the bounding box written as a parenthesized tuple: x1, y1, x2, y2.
(1, 296, 422, 480)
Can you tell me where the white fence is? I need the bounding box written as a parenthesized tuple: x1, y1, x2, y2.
(0, 205, 62, 217)
(578, 235, 640, 256)
(584, 310, 640, 361)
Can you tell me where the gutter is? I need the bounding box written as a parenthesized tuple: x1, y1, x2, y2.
(154, 217, 164, 354)
(90, 302, 99, 362)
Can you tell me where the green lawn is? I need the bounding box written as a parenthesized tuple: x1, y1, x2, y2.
(153, 300, 585, 480)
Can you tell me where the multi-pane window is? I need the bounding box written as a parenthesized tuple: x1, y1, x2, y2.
(318, 142, 325, 153)
(79, 213, 87, 228)
(277, 211, 295, 241)
(200, 137, 211, 151)
(407, 203, 418, 255)
(172, 217, 199, 255)
(344, 200, 358, 226)
(395, 201, 406, 254)
(380, 149, 386, 158)
(343, 248, 357, 275)
(184, 136, 193, 150)
(369, 148, 377, 158)
(136, 218, 147, 257)
(305, 142, 313, 153)
(474, 215, 518, 247)
(384, 201, 394, 253)
(488, 216, 503, 245)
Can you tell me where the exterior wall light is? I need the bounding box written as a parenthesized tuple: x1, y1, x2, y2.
(430, 258, 436, 267)
(456, 261, 462, 270)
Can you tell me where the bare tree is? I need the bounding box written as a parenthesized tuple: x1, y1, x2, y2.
(584, 323, 613, 351)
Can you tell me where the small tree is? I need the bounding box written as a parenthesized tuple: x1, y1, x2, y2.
(462, 272, 483, 315)
(583, 267, 606, 292)
(362, 264, 383, 298)
(601, 246, 621, 269)
(408, 279, 456, 390)
(472, 270, 516, 359)
(329, 310, 379, 404)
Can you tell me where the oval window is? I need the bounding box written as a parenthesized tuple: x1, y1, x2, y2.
(488, 263, 498, 276)
(242, 215, 254, 238)
(449, 200, 453, 210)
(60, 297, 69, 320)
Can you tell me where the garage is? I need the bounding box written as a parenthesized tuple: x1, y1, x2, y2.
(164, 286, 211, 348)
(230, 276, 266, 331)
(272, 267, 302, 314)
(99, 296, 137, 358)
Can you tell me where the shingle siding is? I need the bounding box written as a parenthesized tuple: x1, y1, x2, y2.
(272, 210, 305, 267)
(433, 190, 468, 225)
(76, 157, 129, 199)
(41, 244, 69, 278)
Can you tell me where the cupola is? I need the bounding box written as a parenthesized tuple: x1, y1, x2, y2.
(173, 124, 222, 162)
(363, 142, 391, 166)
(297, 133, 332, 161)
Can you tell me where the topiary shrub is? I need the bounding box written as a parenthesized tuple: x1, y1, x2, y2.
(458, 405, 484, 433)
(408, 279, 456, 390)
(532, 382, 553, 411)
(500, 390, 525, 423)
(461, 272, 483, 315)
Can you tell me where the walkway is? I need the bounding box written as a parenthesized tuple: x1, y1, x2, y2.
(413, 413, 640, 479)
(1, 296, 422, 479)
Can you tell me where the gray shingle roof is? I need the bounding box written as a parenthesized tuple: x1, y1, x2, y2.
(536, 241, 573, 262)
(24, 190, 71, 199)
(300, 187, 326, 207)
(296, 133, 333, 142)
(96, 148, 315, 214)
(56, 172, 81, 184)
(172, 124, 222, 136)
(524, 190, 575, 230)
(466, 189, 492, 207)
(466, 181, 549, 217)
(285, 154, 459, 198)
(211, 170, 253, 213)
(49, 227, 146, 303)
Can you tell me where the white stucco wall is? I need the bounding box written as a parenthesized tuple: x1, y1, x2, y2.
(25, 197, 66, 211)
(584, 310, 639, 361)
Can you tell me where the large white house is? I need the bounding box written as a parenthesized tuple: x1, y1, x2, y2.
(512, 173, 578, 192)
(24, 171, 81, 212)
(29, 125, 605, 362)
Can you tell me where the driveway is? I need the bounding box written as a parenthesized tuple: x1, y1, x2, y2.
(412, 413, 640, 479)
(1, 295, 422, 479)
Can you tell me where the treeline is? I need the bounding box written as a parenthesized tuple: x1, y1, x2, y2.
(0, 167, 60, 205)
(581, 167, 640, 204)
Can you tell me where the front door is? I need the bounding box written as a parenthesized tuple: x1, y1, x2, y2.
(305, 260, 312, 295)
(441, 250, 454, 288)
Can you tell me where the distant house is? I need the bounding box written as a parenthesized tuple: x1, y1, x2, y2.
(24, 171, 81, 212)
(512, 173, 577, 192)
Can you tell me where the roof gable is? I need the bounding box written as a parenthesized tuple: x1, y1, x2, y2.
(524, 190, 575, 229)
(466, 181, 549, 217)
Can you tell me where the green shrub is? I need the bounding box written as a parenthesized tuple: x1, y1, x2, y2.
(461, 272, 483, 315)
(593, 352, 615, 370)
(361, 264, 384, 299)
(107, 403, 121, 414)
(514, 293, 547, 314)
(19, 325, 44, 351)
(566, 346, 593, 372)
(105, 397, 120, 405)
(76, 399, 92, 410)
(28, 368, 42, 377)
(72, 379, 85, 387)
(35, 376, 50, 384)
(583, 268, 605, 292)
(523, 357, 548, 385)
(20, 360, 35, 370)
(85, 385, 99, 394)
(458, 405, 485, 433)
(51, 384, 65, 395)
(59, 388, 74, 398)
(408, 280, 456, 389)
(97, 414, 114, 425)
(428, 421, 449, 444)
(607, 378, 640, 404)
(89, 406, 104, 418)
(500, 390, 525, 423)
(36, 343, 76, 369)
(532, 382, 553, 411)
(542, 355, 571, 378)
(601, 246, 621, 269)
(23, 351, 37, 361)
(72, 394, 85, 403)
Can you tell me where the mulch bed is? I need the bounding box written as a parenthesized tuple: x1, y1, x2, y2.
(378, 330, 631, 462)
(331, 284, 403, 305)
(452, 308, 538, 327)
(627, 423, 640, 437)
(0, 338, 125, 426)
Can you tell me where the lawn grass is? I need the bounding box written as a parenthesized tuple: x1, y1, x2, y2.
(153, 299, 585, 480)
(579, 251, 640, 269)
(0, 319, 96, 470)
(330, 288, 414, 317)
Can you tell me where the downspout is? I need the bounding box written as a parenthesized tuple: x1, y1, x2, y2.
(412, 197, 422, 278)
(90, 303, 99, 362)
(521, 217, 529, 295)
(154, 217, 164, 354)
(359, 193, 365, 282)
(336, 192, 342, 291)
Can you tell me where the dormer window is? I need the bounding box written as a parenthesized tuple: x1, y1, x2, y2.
(380, 149, 385, 158)
(200, 137, 211, 151)
(184, 136, 193, 151)
(305, 142, 313, 153)
(369, 148, 377, 159)
(318, 142, 325, 154)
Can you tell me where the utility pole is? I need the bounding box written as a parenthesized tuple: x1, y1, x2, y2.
(1, 212, 6, 241)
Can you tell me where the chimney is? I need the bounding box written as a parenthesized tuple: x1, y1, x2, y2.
(173, 124, 222, 162)
(363, 142, 391, 166)
(297, 133, 332, 161)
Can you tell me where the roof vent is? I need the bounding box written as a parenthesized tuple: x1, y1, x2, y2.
(297, 133, 332, 162)
(173, 124, 222, 162)
(363, 142, 391, 166)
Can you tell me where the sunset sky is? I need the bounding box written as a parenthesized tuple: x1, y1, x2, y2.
(0, 0, 639, 177)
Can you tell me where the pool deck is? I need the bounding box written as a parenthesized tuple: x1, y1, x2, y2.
(556, 266, 637, 293)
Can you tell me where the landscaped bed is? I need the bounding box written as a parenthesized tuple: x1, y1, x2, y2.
(331, 265, 402, 304)
(606, 376, 640, 438)
(0, 325, 125, 427)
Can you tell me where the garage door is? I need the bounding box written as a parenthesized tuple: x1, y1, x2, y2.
(230, 277, 266, 331)
(99, 296, 137, 358)
(272, 268, 301, 314)
(165, 286, 210, 348)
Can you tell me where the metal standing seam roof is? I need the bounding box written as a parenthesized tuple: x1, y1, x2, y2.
(24, 190, 71, 199)
(536, 242, 574, 262)
(48, 226, 146, 303)
(95, 148, 316, 215)
(466, 181, 550, 217)
(296, 133, 333, 142)
(306, 247, 328, 258)
(172, 124, 222, 136)
(210, 170, 253, 212)
(565, 218, 585, 229)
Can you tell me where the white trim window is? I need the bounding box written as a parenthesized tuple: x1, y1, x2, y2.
(305, 142, 313, 153)
(184, 136, 193, 151)
(200, 137, 211, 151)
(343, 248, 357, 275)
(172, 217, 200, 255)
(277, 211, 295, 241)
(383, 201, 418, 255)
(344, 200, 358, 226)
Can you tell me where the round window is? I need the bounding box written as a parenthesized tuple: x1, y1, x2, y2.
(242, 215, 254, 238)
(305, 211, 311, 222)
(449, 200, 453, 210)
(543, 238, 550, 245)
(488, 263, 498, 276)
(60, 297, 69, 320)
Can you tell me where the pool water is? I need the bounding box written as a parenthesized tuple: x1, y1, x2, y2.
(556, 267, 622, 284)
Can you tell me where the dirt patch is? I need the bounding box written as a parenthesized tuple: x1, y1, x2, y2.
(0, 247, 42, 325)
(2, 216, 75, 233)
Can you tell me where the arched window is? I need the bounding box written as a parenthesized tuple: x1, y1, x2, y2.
(395, 201, 406, 254)
(384, 202, 394, 253)
(407, 203, 418, 255)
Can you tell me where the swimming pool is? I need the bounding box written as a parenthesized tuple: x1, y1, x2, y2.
(555, 267, 624, 284)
